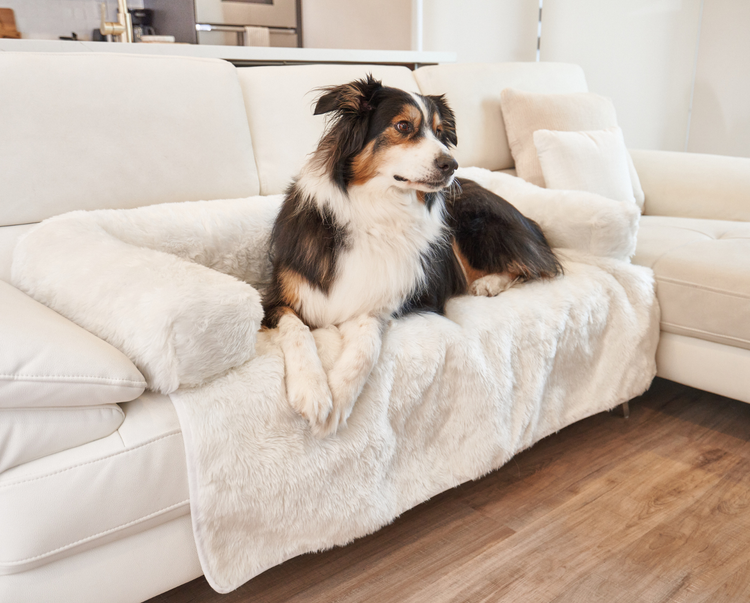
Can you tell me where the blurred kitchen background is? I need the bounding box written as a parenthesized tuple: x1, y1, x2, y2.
(0, 0, 304, 46)
(2, 0, 747, 158)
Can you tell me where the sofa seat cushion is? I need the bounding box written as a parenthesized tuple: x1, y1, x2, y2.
(0, 405, 124, 474)
(634, 216, 750, 349)
(0, 392, 188, 575)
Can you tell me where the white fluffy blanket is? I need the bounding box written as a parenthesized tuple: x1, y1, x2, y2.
(12, 169, 659, 593)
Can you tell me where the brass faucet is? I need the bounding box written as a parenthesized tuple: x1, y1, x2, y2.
(100, 0, 133, 43)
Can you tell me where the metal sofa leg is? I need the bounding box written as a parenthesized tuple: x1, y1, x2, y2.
(615, 401, 630, 419)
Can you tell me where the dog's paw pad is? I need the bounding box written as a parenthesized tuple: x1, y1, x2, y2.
(470, 273, 516, 297)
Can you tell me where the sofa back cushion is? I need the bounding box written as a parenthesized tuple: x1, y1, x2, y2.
(236, 64, 420, 195)
(0, 52, 260, 228)
(630, 150, 750, 220)
(413, 62, 589, 172)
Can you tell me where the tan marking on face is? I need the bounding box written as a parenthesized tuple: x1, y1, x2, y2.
(416, 191, 427, 205)
(350, 104, 427, 185)
(432, 111, 442, 134)
(387, 105, 424, 145)
(350, 139, 381, 186)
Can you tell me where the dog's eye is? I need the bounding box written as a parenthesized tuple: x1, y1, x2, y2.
(395, 121, 413, 134)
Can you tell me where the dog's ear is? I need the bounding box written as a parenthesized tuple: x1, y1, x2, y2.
(427, 94, 458, 147)
(313, 75, 383, 116)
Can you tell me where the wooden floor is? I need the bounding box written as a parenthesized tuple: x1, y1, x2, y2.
(148, 378, 750, 603)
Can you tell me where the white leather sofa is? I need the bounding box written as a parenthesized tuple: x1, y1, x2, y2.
(0, 52, 746, 603)
(630, 150, 750, 404)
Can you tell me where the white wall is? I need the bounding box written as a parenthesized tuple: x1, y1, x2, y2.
(688, 0, 750, 158)
(302, 0, 411, 50)
(540, 0, 703, 152)
(422, 0, 540, 63)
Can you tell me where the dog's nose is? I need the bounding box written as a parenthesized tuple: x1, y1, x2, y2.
(436, 154, 458, 174)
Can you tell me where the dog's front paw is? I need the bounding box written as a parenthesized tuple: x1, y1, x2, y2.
(286, 364, 333, 438)
(320, 370, 359, 437)
(470, 273, 516, 297)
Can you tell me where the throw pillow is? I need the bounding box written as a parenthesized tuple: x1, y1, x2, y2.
(500, 88, 645, 209)
(533, 127, 636, 204)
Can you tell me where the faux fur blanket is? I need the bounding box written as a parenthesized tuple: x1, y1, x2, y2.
(12, 169, 659, 593)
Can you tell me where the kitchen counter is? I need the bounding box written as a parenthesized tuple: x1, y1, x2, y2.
(0, 39, 455, 68)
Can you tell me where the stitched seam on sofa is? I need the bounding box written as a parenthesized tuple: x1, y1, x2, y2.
(660, 322, 750, 347)
(0, 499, 191, 566)
(0, 405, 124, 414)
(645, 236, 716, 270)
(656, 276, 750, 300)
(653, 224, 720, 239)
(646, 224, 717, 239)
(0, 431, 182, 490)
(0, 374, 147, 386)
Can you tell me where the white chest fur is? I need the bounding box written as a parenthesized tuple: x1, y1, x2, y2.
(296, 174, 447, 328)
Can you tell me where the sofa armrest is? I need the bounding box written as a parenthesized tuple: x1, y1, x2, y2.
(11, 201, 271, 394)
(630, 149, 750, 221)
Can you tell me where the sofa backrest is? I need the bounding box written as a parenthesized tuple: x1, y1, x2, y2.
(236, 64, 421, 195)
(413, 62, 589, 172)
(0, 52, 262, 281)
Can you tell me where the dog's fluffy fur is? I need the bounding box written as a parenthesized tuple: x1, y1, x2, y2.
(262, 76, 561, 436)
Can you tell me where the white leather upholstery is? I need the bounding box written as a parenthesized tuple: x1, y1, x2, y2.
(0, 405, 124, 473)
(0, 280, 146, 408)
(631, 149, 750, 221)
(634, 216, 750, 350)
(236, 64, 421, 195)
(0, 515, 201, 603)
(0, 52, 260, 226)
(656, 333, 750, 405)
(0, 392, 188, 574)
(413, 62, 589, 172)
(0, 224, 30, 284)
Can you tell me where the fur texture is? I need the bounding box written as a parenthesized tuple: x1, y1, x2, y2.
(172, 249, 659, 593)
(10, 174, 658, 594)
(456, 167, 641, 261)
(263, 79, 561, 436)
(12, 196, 282, 393)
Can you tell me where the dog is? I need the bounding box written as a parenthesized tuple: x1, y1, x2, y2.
(262, 75, 562, 437)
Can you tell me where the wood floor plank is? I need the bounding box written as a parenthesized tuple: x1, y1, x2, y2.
(147, 379, 750, 603)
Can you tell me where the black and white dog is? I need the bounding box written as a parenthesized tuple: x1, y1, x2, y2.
(262, 76, 561, 437)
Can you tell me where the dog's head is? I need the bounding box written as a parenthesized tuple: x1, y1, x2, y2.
(312, 75, 458, 193)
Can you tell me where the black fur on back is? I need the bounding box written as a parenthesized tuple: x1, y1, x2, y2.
(397, 190, 467, 317)
(261, 184, 349, 328)
(448, 178, 563, 280)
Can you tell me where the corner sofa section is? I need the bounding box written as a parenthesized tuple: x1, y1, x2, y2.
(631, 150, 750, 404)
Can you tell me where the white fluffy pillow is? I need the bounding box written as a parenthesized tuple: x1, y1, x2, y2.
(534, 127, 636, 204)
(500, 88, 645, 209)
